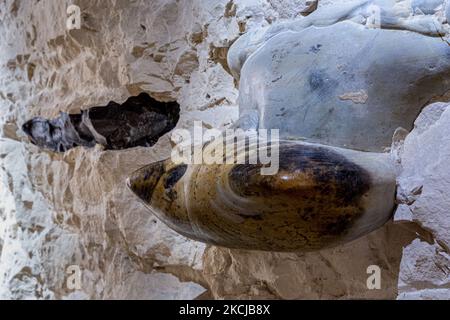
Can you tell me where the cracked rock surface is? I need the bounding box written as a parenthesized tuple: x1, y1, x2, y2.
(0, 0, 449, 299)
(394, 102, 450, 299)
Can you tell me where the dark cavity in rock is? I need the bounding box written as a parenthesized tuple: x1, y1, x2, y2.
(22, 93, 180, 152)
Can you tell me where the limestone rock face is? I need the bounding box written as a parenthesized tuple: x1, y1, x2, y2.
(203, 223, 417, 299)
(0, 0, 238, 300)
(394, 102, 450, 299)
(0, 0, 450, 300)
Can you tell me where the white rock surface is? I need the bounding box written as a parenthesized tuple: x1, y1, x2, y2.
(0, 0, 238, 300)
(0, 0, 449, 300)
(394, 102, 450, 299)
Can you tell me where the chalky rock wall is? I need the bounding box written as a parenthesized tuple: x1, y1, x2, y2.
(0, 0, 449, 299)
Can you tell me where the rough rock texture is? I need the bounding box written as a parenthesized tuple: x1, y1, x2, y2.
(203, 222, 417, 299)
(0, 0, 449, 300)
(0, 0, 236, 300)
(394, 102, 450, 299)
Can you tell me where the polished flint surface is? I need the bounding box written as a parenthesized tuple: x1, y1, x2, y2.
(128, 141, 396, 252)
(237, 22, 450, 152)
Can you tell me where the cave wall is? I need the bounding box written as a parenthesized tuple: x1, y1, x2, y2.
(0, 0, 449, 299)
